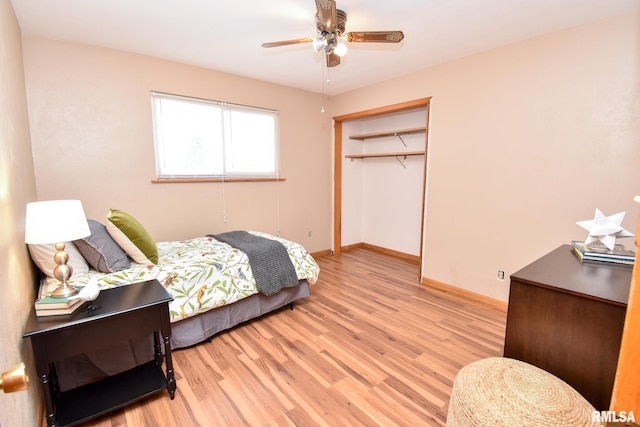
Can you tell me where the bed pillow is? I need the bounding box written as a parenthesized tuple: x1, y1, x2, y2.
(106, 208, 158, 265)
(28, 242, 89, 277)
(74, 219, 132, 273)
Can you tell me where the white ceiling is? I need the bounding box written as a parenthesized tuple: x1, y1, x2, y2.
(11, 0, 640, 95)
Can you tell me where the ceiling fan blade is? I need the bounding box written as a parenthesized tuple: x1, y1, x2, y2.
(345, 31, 405, 43)
(326, 51, 340, 67)
(315, 0, 337, 33)
(261, 37, 314, 48)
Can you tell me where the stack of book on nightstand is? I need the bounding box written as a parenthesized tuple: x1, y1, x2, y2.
(35, 293, 84, 317)
(571, 240, 636, 266)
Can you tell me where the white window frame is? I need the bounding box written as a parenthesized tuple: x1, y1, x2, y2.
(151, 92, 279, 180)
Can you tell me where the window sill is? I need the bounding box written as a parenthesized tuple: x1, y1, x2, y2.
(151, 177, 286, 184)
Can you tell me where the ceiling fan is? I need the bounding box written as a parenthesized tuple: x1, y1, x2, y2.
(261, 0, 405, 67)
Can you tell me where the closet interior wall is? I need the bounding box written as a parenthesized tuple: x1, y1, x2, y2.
(341, 108, 427, 258)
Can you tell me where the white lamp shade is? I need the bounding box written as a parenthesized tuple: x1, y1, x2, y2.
(25, 200, 91, 244)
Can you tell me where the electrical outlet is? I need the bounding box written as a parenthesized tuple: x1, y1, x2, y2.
(497, 270, 505, 281)
(308, 231, 312, 237)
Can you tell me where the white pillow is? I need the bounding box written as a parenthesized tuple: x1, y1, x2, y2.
(28, 242, 89, 277)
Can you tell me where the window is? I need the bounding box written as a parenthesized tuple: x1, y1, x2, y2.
(151, 92, 279, 180)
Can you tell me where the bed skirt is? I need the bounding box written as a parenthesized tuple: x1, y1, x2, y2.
(54, 281, 311, 391)
(171, 280, 310, 349)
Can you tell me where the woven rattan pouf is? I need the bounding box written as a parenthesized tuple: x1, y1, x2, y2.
(446, 357, 595, 427)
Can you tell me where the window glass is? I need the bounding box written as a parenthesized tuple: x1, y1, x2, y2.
(151, 92, 278, 179)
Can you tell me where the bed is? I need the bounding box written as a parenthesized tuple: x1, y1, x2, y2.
(30, 210, 320, 390)
(38, 232, 319, 346)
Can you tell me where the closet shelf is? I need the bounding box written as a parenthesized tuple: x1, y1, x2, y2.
(349, 127, 426, 141)
(345, 151, 425, 159)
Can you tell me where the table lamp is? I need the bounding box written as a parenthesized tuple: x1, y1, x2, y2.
(25, 200, 91, 298)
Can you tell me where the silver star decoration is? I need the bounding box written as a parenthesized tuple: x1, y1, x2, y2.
(577, 208, 634, 250)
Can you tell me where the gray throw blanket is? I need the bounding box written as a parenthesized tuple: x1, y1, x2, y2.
(208, 231, 299, 296)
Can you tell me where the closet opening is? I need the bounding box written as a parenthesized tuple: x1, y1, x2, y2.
(333, 97, 431, 276)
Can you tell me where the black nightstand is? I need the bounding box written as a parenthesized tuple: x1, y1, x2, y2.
(23, 279, 176, 426)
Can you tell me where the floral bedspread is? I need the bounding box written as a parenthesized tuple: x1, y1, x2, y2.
(40, 231, 320, 323)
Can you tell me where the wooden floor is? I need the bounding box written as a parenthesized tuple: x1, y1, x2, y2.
(75, 247, 507, 427)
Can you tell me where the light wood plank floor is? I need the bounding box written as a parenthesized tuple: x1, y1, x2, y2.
(73, 247, 507, 427)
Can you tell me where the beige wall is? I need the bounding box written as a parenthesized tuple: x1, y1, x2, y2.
(0, 0, 40, 426)
(22, 37, 333, 252)
(3, 6, 638, 425)
(333, 13, 640, 301)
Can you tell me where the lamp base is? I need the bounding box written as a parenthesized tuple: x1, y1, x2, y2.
(51, 242, 79, 298)
(51, 284, 79, 298)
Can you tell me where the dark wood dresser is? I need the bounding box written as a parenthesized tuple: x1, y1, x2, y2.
(503, 244, 632, 410)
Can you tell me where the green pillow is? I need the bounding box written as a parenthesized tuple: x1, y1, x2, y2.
(106, 209, 158, 265)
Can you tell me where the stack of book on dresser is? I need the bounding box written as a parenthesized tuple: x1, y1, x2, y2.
(35, 292, 84, 317)
(571, 240, 636, 266)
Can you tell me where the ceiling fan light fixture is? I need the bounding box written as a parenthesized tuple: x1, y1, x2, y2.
(312, 37, 327, 52)
(334, 38, 348, 57)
